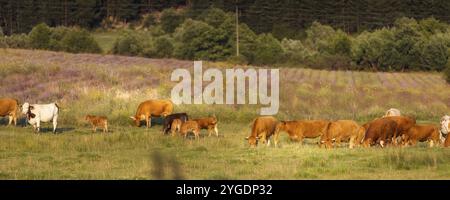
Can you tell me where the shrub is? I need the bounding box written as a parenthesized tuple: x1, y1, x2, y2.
(411, 33, 450, 71)
(174, 19, 231, 61)
(142, 14, 157, 28)
(444, 62, 450, 83)
(160, 8, 184, 34)
(111, 31, 144, 56)
(281, 38, 317, 63)
(1, 34, 31, 49)
(198, 7, 230, 28)
(48, 26, 71, 51)
(418, 17, 448, 36)
(142, 36, 174, 58)
(253, 33, 283, 65)
(305, 21, 336, 52)
(61, 28, 102, 53)
(29, 23, 52, 49)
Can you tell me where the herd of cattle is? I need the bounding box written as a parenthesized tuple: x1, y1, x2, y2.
(246, 108, 450, 148)
(1, 97, 450, 149)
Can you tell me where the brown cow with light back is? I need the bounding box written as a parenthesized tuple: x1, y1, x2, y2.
(0, 98, 19, 126)
(401, 124, 440, 147)
(192, 115, 218, 137)
(274, 120, 330, 145)
(320, 120, 365, 149)
(130, 99, 173, 128)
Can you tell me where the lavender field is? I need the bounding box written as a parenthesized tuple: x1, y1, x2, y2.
(0, 48, 449, 179)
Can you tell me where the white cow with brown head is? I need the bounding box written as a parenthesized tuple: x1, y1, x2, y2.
(440, 115, 450, 142)
(22, 102, 59, 133)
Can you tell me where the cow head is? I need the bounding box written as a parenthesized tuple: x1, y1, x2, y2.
(440, 115, 450, 136)
(130, 116, 141, 127)
(21, 102, 30, 115)
(245, 136, 260, 147)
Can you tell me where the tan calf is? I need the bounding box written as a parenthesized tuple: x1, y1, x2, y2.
(320, 120, 365, 149)
(180, 120, 200, 139)
(402, 124, 440, 147)
(85, 115, 108, 133)
(170, 119, 182, 136)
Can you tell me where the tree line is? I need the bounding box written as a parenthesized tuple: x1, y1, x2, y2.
(2, 0, 450, 38)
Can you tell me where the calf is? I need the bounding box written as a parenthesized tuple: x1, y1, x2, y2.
(363, 118, 397, 148)
(180, 120, 200, 139)
(170, 119, 182, 136)
(0, 98, 19, 126)
(402, 124, 440, 147)
(245, 116, 278, 147)
(320, 120, 365, 149)
(22, 102, 59, 133)
(192, 116, 218, 137)
(162, 113, 188, 134)
(275, 120, 330, 145)
(85, 115, 108, 133)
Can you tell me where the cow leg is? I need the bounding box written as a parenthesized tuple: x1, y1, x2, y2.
(13, 115, 17, 126)
(7, 115, 13, 126)
(379, 140, 385, 148)
(52, 117, 58, 134)
(214, 125, 218, 137)
(349, 137, 355, 149)
(429, 140, 434, 148)
(208, 128, 212, 137)
(146, 116, 151, 128)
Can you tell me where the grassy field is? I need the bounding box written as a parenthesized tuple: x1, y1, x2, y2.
(0, 49, 449, 179)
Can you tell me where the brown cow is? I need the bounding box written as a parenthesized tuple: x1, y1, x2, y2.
(401, 124, 440, 147)
(382, 116, 416, 145)
(130, 99, 173, 128)
(85, 115, 108, 133)
(180, 120, 200, 139)
(192, 115, 218, 137)
(320, 120, 365, 149)
(245, 116, 278, 147)
(0, 98, 19, 126)
(363, 118, 397, 148)
(274, 120, 330, 145)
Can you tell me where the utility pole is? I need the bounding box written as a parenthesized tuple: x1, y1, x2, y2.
(236, 6, 239, 57)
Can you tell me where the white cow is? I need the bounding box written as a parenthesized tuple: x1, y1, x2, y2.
(383, 108, 401, 117)
(22, 102, 59, 133)
(440, 115, 449, 142)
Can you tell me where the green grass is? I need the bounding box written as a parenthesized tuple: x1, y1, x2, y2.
(92, 31, 120, 53)
(1, 123, 449, 180)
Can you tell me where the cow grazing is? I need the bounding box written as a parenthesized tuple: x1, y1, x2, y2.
(192, 115, 218, 137)
(162, 113, 188, 134)
(275, 120, 330, 145)
(401, 124, 440, 147)
(440, 115, 449, 142)
(0, 98, 19, 126)
(130, 99, 173, 128)
(320, 120, 365, 149)
(245, 116, 278, 147)
(85, 115, 108, 133)
(170, 119, 183, 136)
(180, 120, 200, 139)
(382, 116, 416, 145)
(383, 108, 401, 118)
(362, 118, 397, 147)
(22, 102, 59, 133)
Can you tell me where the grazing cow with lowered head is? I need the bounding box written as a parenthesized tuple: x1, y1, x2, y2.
(401, 124, 440, 147)
(162, 113, 188, 134)
(0, 98, 19, 126)
(275, 120, 330, 145)
(440, 115, 449, 142)
(85, 115, 108, 133)
(383, 116, 416, 145)
(363, 118, 397, 148)
(170, 119, 183, 136)
(130, 99, 173, 128)
(245, 116, 278, 147)
(192, 115, 218, 137)
(320, 120, 365, 149)
(383, 108, 401, 118)
(22, 102, 59, 133)
(180, 120, 200, 139)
